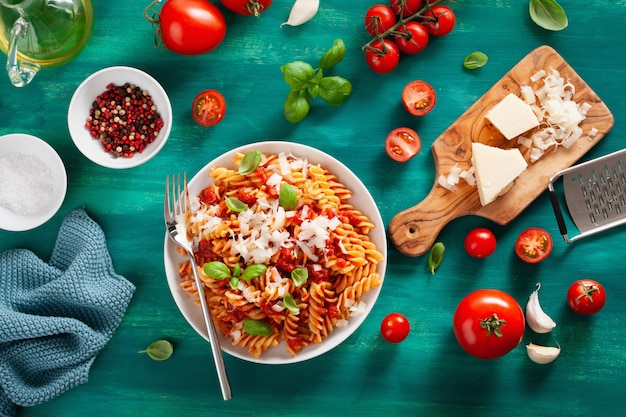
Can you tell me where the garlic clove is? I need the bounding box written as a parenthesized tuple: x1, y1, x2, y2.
(525, 282, 556, 333)
(281, 0, 320, 28)
(526, 342, 561, 364)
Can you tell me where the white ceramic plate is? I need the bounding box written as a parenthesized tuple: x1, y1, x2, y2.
(67, 66, 172, 169)
(163, 141, 387, 364)
(0, 133, 67, 231)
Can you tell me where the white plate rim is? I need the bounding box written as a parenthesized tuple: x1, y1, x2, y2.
(163, 141, 387, 364)
(0, 133, 67, 231)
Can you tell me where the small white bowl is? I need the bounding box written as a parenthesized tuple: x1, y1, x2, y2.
(0, 133, 67, 231)
(67, 66, 172, 169)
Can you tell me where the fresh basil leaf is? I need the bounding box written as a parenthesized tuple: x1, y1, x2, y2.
(138, 339, 174, 361)
(529, 0, 568, 31)
(225, 196, 248, 212)
(463, 51, 488, 69)
(284, 90, 311, 124)
(281, 61, 315, 90)
(291, 267, 308, 287)
(319, 76, 353, 106)
(229, 275, 239, 290)
(243, 319, 273, 336)
(232, 263, 241, 278)
(203, 261, 232, 280)
(427, 242, 445, 275)
(241, 264, 268, 280)
(283, 293, 300, 314)
(279, 183, 297, 210)
(318, 39, 346, 70)
(238, 150, 262, 175)
(307, 70, 324, 99)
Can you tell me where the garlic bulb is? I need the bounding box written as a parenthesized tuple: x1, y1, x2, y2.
(281, 0, 320, 28)
(525, 283, 556, 333)
(526, 342, 561, 364)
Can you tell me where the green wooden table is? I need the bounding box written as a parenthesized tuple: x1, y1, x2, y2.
(2, 1, 626, 416)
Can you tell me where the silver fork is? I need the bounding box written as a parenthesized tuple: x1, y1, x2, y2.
(164, 173, 232, 401)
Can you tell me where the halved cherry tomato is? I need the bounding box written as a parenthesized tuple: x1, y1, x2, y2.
(385, 127, 421, 162)
(567, 279, 606, 315)
(191, 90, 226, 126)
(364, 4, 397, 36)
(464, 227, 496, 258)
(380, 312, 410, 343)
(365, 39, 400, 74)
(402, 80, 436, 116)
(394, 21, 429, 55)
(423, 5, 455, 37)
(453, 289, 525, 359)
(515, 227, 553, 264)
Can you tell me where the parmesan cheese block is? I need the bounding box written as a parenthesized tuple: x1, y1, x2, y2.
(471, 142, 528, 206)
(485, 93, 539, 140)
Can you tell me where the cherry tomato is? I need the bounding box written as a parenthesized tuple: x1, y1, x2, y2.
(423, 5, 455, 37)
(515, 227, 553, 264)
(390, 0, 423, 17)
(380, 312, 410, 343)
(154, 0, 227, 55)
(401, 80, 436, 116)
(464, 228, 497, 258)
(220, 0, 272, 17)
(385, 127, 421, 162)
(191, 90, 226, 126)
(365, 4, 397, 37)
(365, 39, 400, 74)
(453, 289, 525, 359)
(567, 279, 606, 315)
(394, 21, 429, 55)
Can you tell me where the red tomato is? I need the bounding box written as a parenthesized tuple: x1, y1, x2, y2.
(364, 4, 397, 36)
(220, 0, 272, 17)
(385, 127, 421, 162)
(401, 80, 436, 116)
(423, 5, 455, 37)
(191, 90, 226, 126)
(567, 279, 606, 315)
(365, 39, 400, 74)
(154, 0, 227, 55)
(390, 0, 423, 17)
(464, 228, 496, 258)
(453, 289, 525, 359)
(394, 21, 429, 55)
(380, 312, 410, 343)
(515, 227, 553, 264)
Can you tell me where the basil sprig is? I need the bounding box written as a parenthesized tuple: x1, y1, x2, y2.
(281, 39, 353, 123)
(204, 261, 267, 289)
(529, 0, 568, 31)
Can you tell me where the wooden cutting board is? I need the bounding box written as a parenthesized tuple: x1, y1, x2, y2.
(388, 45, 614, 257)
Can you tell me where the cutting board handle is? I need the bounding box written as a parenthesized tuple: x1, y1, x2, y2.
(388, 187, 474, 257)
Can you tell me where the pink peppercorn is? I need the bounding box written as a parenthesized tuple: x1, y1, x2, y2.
(85, 83, 164, 158)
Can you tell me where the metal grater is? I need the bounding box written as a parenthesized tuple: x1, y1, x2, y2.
(548, 148, 626, 243)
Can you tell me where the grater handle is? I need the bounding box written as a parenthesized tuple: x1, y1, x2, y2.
(548, 172, 571, 243)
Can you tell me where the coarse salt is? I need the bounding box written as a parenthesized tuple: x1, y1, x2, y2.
(0, 152, 53, 215)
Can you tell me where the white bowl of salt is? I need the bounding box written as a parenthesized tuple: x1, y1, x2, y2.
(0, 133, 67, 231)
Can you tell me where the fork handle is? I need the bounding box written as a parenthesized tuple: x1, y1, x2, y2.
(188, 252, 232, 400)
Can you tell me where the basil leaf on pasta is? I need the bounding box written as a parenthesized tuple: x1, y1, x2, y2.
(241, 264, 267, 280)
(283, 293, 300, 314)
(279, 182, 297, 210)
(291, 267, 308, 287)
(244, 319, 273, 336)
(203, 261, 232, 280)
(238, 150, 262, 175)
(225, 196, 248, 212)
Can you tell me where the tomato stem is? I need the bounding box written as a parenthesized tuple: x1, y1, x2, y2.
(143, 0, 162, 25)
(480, 313, 506, 338)
(576, 283, 599, 304)
(361, 0, 445, 52)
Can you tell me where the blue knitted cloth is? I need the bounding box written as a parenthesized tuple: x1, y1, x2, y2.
(0, 209, 135, 417)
